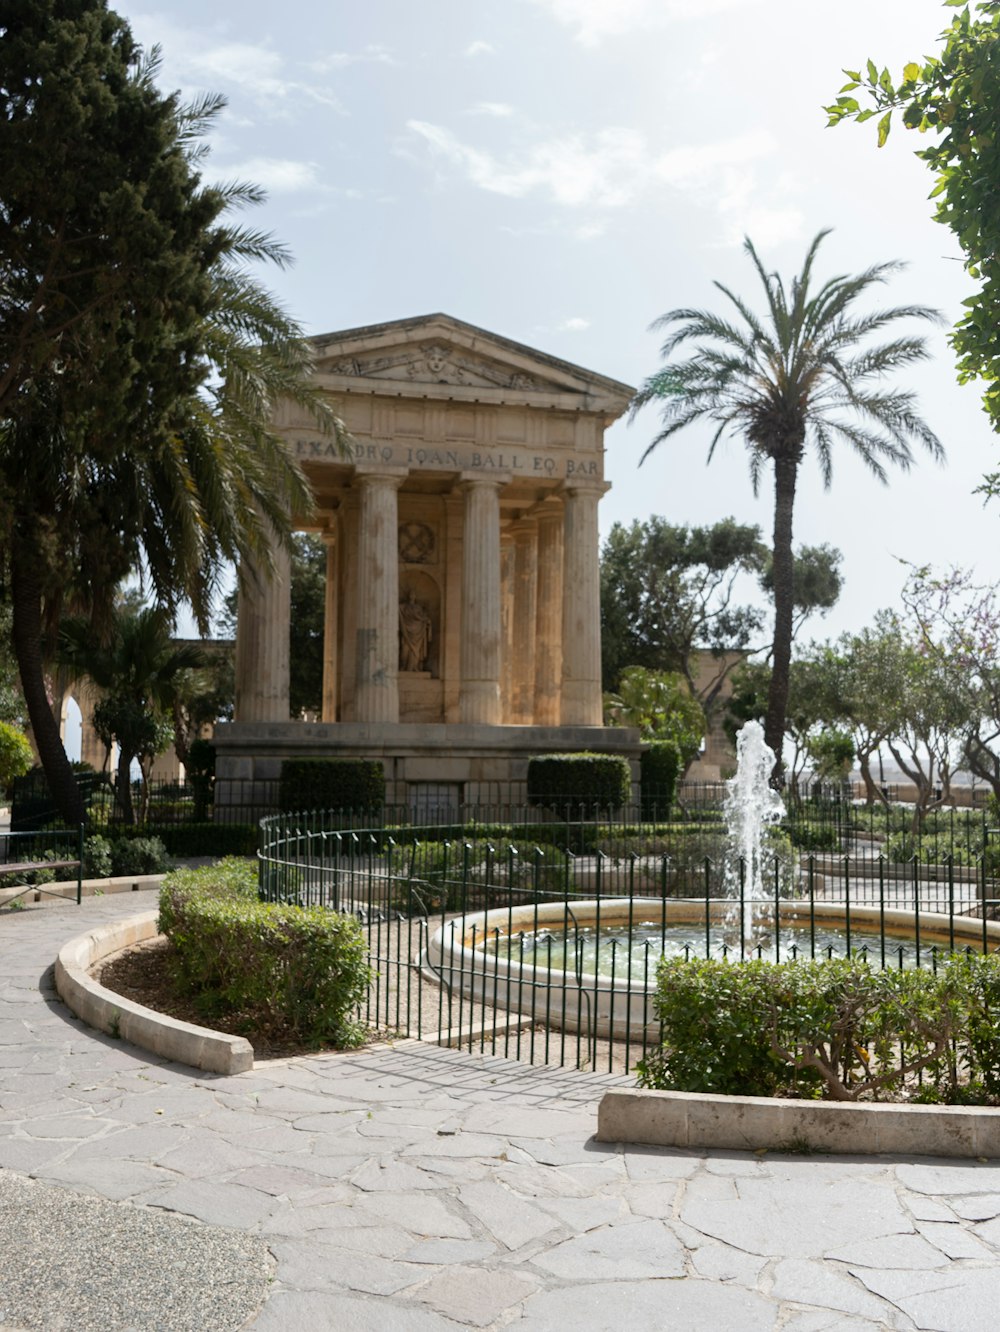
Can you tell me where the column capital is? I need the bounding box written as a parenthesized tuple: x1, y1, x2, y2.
(561, 479, 611, 499)
(353, 465, 408, 488)
(457, 471, 511, 491)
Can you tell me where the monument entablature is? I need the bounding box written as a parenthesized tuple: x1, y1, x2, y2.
(218, 313, 639, 809)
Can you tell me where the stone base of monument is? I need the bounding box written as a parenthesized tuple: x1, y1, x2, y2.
(214, 720, 641, 814)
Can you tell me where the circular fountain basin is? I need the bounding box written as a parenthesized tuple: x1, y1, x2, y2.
(423, 898, 1000, 1042)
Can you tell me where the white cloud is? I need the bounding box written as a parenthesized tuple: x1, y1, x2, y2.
(307, 45, 396, 72)
(123, 15, 345, 116)
(557, 317, 591, 331)
(468, 102, 515, 118)
(574, 221, 606, 240)
(212, 157, 322, 193)
(407, 120, 776, 211)
(465, 40, 494, 56)
(527, 0, 762, 45)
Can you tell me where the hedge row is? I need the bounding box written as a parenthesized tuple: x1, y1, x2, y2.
(526, 753, 631, 815)
(638, 954, 1000, 1105)
(158, 859, 372, 1047)
(279, 759, 384, 813)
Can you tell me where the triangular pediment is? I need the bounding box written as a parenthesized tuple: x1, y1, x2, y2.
(309, 313, 633, 416)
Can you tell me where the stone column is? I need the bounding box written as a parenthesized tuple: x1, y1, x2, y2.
(320, 524, 339, 723)
(459, 476, 505, 725)
(510, 518, 538, 724)
(560, 482, 609, 725)
(234, 529, 291, 722)
(354, 470, 405, 724)
(534, 506, 564, 725)
(499, 532, 515, 721)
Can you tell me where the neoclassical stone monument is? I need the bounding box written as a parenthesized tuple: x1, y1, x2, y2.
(215, 314, 640, 810)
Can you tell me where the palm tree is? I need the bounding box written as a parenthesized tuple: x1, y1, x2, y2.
(60, 601, 206, 824)
(629, 229, 944, 779)
(3, 74, 345, 825)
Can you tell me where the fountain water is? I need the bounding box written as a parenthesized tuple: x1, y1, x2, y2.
(723, 720, 785, 951)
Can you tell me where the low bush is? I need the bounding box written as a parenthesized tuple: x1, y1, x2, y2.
(158, 859, 372, 1047)
(111, 836, 170, 876)
(279, 758, 384, 815)
(119, 822, 258, 859)
(786, 820, 843, 853)
(397, 838, 573, 914)
(527, 753, 631, 817)
(83, 834, 113, 878)
(637, 953, 1000, 1104)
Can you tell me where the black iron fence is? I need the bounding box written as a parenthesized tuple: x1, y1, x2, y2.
(257, 811, 1000, 1075)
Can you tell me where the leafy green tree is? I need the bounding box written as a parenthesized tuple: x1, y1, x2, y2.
(806, 728, 856, 786)
(826, 3, 1000, 462)
(0, 2, 342, 824)
(630, 230, 943, 779)
(901, 563, 1000, 801)
(600, 518, 767, 702)
(0, 720, 33, 793)
(758, 544, 844, 640)
(289, 535, 326, 718)
(725, 650, 844, 799)
(603, 666, 705, 771)
(60, 602, 205, 823)
(219, 532, 327, 719)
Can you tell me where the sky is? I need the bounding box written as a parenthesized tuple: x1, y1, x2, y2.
(113, 0, 999, 648)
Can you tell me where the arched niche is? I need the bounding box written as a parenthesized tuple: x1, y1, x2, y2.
(398, 569, 441, 679)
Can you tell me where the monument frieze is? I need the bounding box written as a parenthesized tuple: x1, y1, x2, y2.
(293, 437, 602, 480)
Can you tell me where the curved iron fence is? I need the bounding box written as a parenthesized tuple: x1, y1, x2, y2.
(257, 809, 1000, 1075)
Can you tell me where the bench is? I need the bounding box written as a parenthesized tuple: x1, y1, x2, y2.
(0, 857, 83, 906)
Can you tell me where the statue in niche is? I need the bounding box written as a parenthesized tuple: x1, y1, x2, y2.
(399, 592, 432, 672)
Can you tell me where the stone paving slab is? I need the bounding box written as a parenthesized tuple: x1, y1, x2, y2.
(2, 891, 1000, 1329)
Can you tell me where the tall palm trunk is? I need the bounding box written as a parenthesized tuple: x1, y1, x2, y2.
(764, 454, 799, 783)
(9, 550, 85, 825)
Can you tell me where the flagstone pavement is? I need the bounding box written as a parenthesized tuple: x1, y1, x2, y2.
(2, 890, 1000, 1330)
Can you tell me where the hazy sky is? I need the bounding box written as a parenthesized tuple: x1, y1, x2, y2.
(114, 0, 998, 647)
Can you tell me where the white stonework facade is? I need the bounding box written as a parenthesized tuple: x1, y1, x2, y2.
(217, 314, 640, 808)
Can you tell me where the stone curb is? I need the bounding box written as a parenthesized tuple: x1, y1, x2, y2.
(596, 1086, 1000, 1159)
(0, 872, 165, 908)
(54, 912, 254, 1076)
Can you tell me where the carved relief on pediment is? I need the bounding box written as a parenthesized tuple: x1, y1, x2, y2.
(323, 343, 561, 393)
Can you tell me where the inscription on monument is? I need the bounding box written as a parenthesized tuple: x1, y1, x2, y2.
(294, 438, 600, 479)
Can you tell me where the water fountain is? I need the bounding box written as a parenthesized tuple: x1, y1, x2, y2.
(722, 719, 785, 955)
(421, 721, 999, 1039)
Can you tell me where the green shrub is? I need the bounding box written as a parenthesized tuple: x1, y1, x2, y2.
(146, 823, 257, 858)
(526, 753, 631, 817)
(787, 820, 842, 853)
(279, 758, 385, 814)
(158, 859, 372, 1047)
(639, 743, 680, 819)
(111, 836, 169, 876)
(636, 954, 1000, 1103)
(637, 958, 789, 1097)
(83, 835, 114, 878)
(398, 839, 572, 914)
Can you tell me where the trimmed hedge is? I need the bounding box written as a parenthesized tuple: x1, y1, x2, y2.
(526, 753, 631, 816)
(639, 743, 681, 818)
(279, 758, 385, 814)
(637, 954, 1000, 1105)
(158, 859, 372, 1047)
(113, 822, 258, 859)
